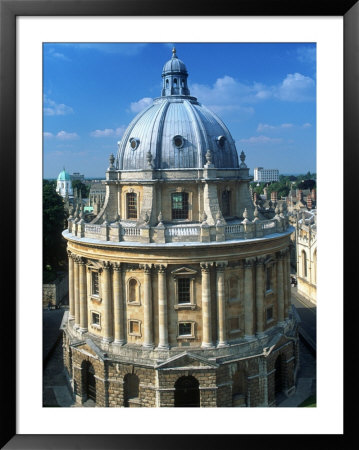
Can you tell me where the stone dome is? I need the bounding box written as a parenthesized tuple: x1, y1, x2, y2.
(116, 49, 239, 171)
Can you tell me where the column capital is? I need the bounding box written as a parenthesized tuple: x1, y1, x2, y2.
(155, 264, 167, 273)
(200, 262, 214, 272)
(215, 261, 228, 272)
(113, 262, 122, 272)
(67, 249, 72, 258)
(244, 257, 255, 268)
(102, 260, 112, 270)
(75, 255, 86, 265)
(139, 263, 153, 273)
(256, 257, 266, 266)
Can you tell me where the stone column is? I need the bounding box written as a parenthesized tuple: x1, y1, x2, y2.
(102, 261, 113, 343)
(73, 256, 80, 329)
(255, 257, 265, 337)
(78, 257, 88, 332)
(68, 251, 75, 320)
(285, 248, 292, 320)
(216, 261, 228, 347)
(142, 264, 154, 348)
(244, 258, 255, 340)
(201, 262, 213, 348)
(157, 265, 169, 349)
(276, 252, 285, 325)
(113, 263, 125, 345)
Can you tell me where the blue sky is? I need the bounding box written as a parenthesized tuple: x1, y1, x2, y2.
(43, 42, 316, 179)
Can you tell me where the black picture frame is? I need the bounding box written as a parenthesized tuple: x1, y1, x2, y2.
(1, 0, 357, 448)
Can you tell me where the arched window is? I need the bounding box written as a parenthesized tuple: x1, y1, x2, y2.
(173, 78, 177, 86)
(81, 360, 96, 402)
(171, 192, 189, 220)
(302, 250, 307, 278)
(126, 192, 138, 219)
(266, 266, 272, 292)
(127, 278, 140, 304)
(232, 370, 247, 406)
(222, 190, 231, 217)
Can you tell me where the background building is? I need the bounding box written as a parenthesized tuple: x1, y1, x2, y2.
(254, 167, 279, 183)
(62, 49, 298, 408)
(56, 168, 73, 198)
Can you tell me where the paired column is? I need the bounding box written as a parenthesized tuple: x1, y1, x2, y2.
(157, 265, 169, 349)
(102, 261, 113, 343)
(285, 248, 292, 320)
(73, 256, 80, 328)
(78, 257, 88, 332)
(143, 264, 154, 348)
(244, 258, 255, 339)
(276, 252, 285, 325)
(68, 251, 75, 320)
(255, 258, 265, 337)
(113, 263, 125, 345)
(216, 262, 228, 347)
(201, 262, 213, 348)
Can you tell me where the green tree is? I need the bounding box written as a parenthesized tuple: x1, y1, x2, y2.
(43, 179, 67, 272)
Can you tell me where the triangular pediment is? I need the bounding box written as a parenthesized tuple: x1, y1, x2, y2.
(171, 266, 197, 276)
(155, 352, 218, 370)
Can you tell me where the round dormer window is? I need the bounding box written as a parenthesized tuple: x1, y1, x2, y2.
(173, 135, 184, 148)
(217, 135, 226, 147)
(129, 138, 139, 150)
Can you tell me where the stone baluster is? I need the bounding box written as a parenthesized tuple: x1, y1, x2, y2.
(102, 261, 113, 343)
(142, 264, 154, 348)
(255, 257, 265, 337)
(113, 263, 125, 345)
(216, 261, 228, 347)
(78, 257, 88, 332)
(276, 252, 285, 325)
(244, 258, 255, 340)
(67, 251, 75, 320)
(157, 265, 169, 349)
(201, 262, 213, 348)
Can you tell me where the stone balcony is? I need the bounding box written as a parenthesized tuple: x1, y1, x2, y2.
(67, 215, 290, 245)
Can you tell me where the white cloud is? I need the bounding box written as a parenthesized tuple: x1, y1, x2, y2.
(47, 47, 71, 61)
(90, 126, 126, 138)
(56, 131, 79, 140)
(257, 123, 294, 132)
(130, 97, 153, 113)
(239, 135, 283, 144)
(302, 122, 312, 128)
(43, 132, 54, 139)
(276, 73, 315, 102)
(44, 96, 74, 116)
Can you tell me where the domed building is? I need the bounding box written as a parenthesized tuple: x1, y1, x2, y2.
(56, 167, 73, 198)
(62, 48, 299, 407)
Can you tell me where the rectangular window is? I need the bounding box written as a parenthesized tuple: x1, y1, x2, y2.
(266, 306, 273, 322)
(171, 192, 189, 220)
(266, 267, 272, 292)
(92, 312, 100, 325)
(178, 278, 190, 303)
(129, 320, 141, 336)
(178, 322, 192, 336)
(92, 272, 99, 296)
(127, 192, 138, 219)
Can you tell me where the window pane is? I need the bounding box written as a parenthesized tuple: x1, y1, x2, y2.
(178, 278, 190, 303)
(179, 322, 192, 335)
(92, 272, 99, 295)
(127, 192, 137, 219)
(171, 193, 188, 219)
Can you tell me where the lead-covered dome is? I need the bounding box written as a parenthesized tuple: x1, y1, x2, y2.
(116, 49, 239, 170)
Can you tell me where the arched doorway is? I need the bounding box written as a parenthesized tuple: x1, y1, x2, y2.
(274, 355, 284, 396)
(123, 373, 139, 407)
(174, 376, 200, 407)
(232, 370, 247, 407)
(82, 360, 96, 402)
